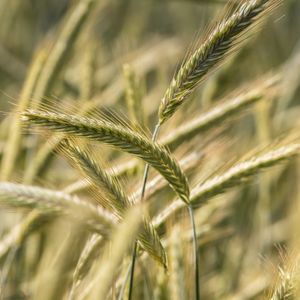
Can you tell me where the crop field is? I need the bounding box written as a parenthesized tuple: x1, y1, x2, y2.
(0, 0, 300, 299)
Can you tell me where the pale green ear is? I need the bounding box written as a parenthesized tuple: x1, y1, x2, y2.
(158, 0, 281, 125)
(56, 139, 167, 267)
(21, 109, 190, 203)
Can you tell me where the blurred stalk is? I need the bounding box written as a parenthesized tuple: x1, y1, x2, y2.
(0, 48, 46, 181)
(254, 97, 272, 251)
(123, 64, 146, 130)
(79, 42, 97, 102)
(169, 226, 186, 300)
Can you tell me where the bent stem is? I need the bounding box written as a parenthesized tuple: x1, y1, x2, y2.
(126, 124, 161, 300)
(188, 205, 200, 300)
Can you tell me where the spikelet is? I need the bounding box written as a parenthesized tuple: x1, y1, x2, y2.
(21, 109, 190, 204)
(154, 142, 300, 227)
(159, 0, 281, 124)
(60, 140, 167, 267)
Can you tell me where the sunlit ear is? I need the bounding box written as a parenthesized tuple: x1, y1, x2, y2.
(55, 137, 134, 208)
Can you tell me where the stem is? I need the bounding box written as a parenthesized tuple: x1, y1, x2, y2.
(128, 241, 138, 300)
(140, 124, 161, 199)
(119, 123, 200, 300)
(188, 205, 200, 300)
(126, 124, 161, 300)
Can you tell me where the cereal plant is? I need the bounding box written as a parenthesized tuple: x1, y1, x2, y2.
(1, 0, 300, 299)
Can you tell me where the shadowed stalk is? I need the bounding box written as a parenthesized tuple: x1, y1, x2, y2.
(117, 262, 133, 300)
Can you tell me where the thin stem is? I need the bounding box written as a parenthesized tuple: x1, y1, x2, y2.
(126, 124, 161, 300)
(140, 124, 161, 199)
(188, 205, 200, 300)
(128, 241, 138, 300)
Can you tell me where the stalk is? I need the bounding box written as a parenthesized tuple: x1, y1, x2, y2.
(188, 206, 200, 300)
(127, 124, 200, 300)
(127, 124, 161, 300)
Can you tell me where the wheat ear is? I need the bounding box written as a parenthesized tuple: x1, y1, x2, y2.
(21, 110, 189, 204)
(128, 66, 279, 300)
(63, 69, 277, 195)
(163, 73, 280, 150)
(270, 260, 298, 300)
(269, 252, 300, 300)
(154, 142, 300, 227)
(23, 71, 276, 185)
(159, 0, 281, 124)
(61, 141, 167, 267)
(192, 143, 300, 205)
(62, 140, 131, 217)
(0, 182, 116, 235)
(270, 272, 294, 300)
(62, 72, 279, 194)
(131, 151, 202, 202)
(24, 69, 279, 185)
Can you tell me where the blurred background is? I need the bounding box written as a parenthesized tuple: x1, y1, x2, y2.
(0, 0, 300, 299)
